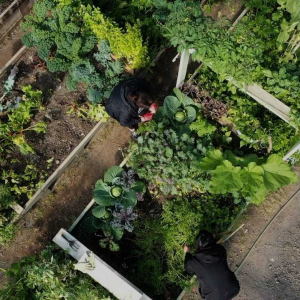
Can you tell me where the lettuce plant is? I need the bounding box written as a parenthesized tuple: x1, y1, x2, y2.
(92, 166, 145, 250)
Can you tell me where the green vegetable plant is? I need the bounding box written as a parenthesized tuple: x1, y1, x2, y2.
(200, 150, 298, 204)
(92, 166, 146, 250)
(0, 246, 114, 299)
(0, 85, 46, 155)
(22, 0, 97, 73)
(158, 88, 200, 127)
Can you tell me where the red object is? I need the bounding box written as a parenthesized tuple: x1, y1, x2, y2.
(150, 103, 158, 113)
(142, 112, 153, 121)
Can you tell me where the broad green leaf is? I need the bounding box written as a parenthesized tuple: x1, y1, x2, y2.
(173, 88, 194, 106)
(92, 206, 106, 218)
(12, 136, 35, 154)
(277, 30, 290, 43)
(164, 96, 181, 119)
(93, 181, 116, 206)
(121, 190, 137, 208)
(190, 117, 216, 137)
(111, 226, 124, 241)
(104, 166, 124, 183)
(245, 187, 267, 205)
(241, 162, 264, 196)
(210, 160, 243, 194)
(200, 150, 224, 171)
(166, 147, 173, 158)
(185, 106, 197, 123)
(239, 154, 259, 168)
(92, 218, 108, 230)
(262, 154, 298, 191)
(224, 150, 239, 166)
(131, 180, 146, 193)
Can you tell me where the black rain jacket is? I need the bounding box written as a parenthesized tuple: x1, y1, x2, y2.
(105, 78, 151, 129)
(185, 244, 240, 300)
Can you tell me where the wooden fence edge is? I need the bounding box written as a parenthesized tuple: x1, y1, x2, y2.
(16, 120, 105, 219)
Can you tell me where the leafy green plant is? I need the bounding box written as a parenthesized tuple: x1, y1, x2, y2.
(22, 0, 97, 73)
(66, 41, 124, 104)
(92, 166, 145, 250)
(129, 120, 213, 196)
(0, 215, 17, 246)
(131, 195, 238, 293)
(68, 102, 109, 122)
(0, 246, 114, 299)
(158, 88, 200, 127)
(200, 150, 298, 204)
(0, 85, 46, 155)
(81, 5, 149, 69)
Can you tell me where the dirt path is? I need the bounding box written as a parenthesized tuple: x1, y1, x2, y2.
(235, 189, 300, 299)
(182, 167, 300, 300)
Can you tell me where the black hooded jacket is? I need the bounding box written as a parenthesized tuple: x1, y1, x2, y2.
(105, 78, 152, 129)
(184, 244, 240, 300)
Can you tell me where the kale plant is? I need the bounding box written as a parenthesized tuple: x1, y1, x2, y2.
(92, 166, 145, 250)
(21, 0, 97, 72)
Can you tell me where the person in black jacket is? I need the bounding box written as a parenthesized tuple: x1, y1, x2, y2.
(184, 230, 240, 300)
(106, 78, 157, 139)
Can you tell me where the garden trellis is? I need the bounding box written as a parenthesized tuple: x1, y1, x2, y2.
(174, 6, 300, 161)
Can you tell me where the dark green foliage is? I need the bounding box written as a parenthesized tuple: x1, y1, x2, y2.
(131, 195, 238, 294)
(66, 42, 124, 104)
(0, 246, 114, 300)
(22, 0, 97, 72)
(0, 185, 15, 210)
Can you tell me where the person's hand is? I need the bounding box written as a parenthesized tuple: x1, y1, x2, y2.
(141, 113, 153, 122)
(184, 245, 190, 253)
(149, 103, 158, 114)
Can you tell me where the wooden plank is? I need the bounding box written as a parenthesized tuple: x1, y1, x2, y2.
(0, 45, 27, 78)
(53, 229, 151, 300)
(0, 0, 22, 22)
(283, 140, 300, 161)
(19, 121, 105, 217)
(9, 203, 24, 214)
(228, 7, 250, 31)
(0, 8, 23, 42)
(245, 84, 291, 124)
(176, 49, 191, 87)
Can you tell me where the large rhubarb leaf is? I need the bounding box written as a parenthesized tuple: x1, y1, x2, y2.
(241, 162, 264, 196)
(199, 150, 223, 171)
(262, 154, 298, 191)
(210, 160, 243, 194)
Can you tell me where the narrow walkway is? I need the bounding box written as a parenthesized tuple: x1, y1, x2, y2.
(235, 189, 300, 300)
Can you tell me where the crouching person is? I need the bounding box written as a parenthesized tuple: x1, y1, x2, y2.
(184, 230, 240, 300)
(106, 78, 157, 140)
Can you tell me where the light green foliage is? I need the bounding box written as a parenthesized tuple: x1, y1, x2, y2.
(201, 150, 298, 204)
(0, 215, 17, 246)
(132, 195, 238, 293)
(129, 120, 213, 196)
(0, 85, 46, 155)
(190, 115, 216, 137)
(22, 0, 97, 72)
(92, 166, 145, 249)
(0, 185, 15, 210)
(82, 6, 149, 69)
(0, 246, 114, 299)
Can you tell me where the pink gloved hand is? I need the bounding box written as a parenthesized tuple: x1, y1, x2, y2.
(149, 103, 158, 113)
(141, 112, 153, 122)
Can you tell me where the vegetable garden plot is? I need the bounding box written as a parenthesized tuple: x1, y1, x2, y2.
(53, 88, 298, 300)
(0, 49, 107, 244)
